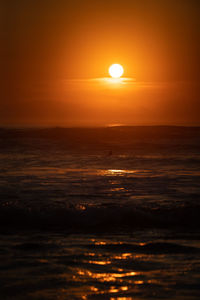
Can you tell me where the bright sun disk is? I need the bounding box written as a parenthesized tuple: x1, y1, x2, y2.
(109, 64, 124, 79)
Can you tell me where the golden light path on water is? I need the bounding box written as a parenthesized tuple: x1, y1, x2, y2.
(16, 167, 199, 177)
(57, 236, 156, 300)
(105, 169, 136, 175)
(64, 241, 154, 300)
(12, 167, 148, 177)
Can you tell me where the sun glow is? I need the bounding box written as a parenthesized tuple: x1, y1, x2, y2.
(109, 64, 124, 78)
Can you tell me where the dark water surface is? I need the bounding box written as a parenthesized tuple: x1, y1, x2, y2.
(0, 126, 200, 299)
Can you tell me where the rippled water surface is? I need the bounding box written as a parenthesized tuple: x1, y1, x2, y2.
(0, 127, 200, 299)
(0, 232, 200, 300)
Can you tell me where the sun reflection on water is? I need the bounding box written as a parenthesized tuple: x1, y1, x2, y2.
(90, 286, 98, 292)
(111, 187, 125, 192)
(90, 285, 129, 295)
(77, 269, 139, 282)
(110, 297, 133, 300)
(105, 169, 136, 175)
(134, 280, 144, 285)
(87, 252, 95, 256)
(94, 241, 106, 245)
(113, 253, 132, 260)
(58, 240, 155, 299)
(89, 260, 111, 265)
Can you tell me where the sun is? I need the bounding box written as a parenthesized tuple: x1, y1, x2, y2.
(109, 64, 124, 78)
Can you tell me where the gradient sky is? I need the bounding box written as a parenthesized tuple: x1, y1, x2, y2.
(1, 0, 200, 126)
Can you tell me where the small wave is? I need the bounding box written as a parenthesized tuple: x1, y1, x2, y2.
(85, 241, 200, 254)
(0, 202, 200, 233)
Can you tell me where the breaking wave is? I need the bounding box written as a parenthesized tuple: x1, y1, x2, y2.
(1, 202, 200, 232)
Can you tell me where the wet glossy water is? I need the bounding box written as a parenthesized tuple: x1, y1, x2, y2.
(0, 232, 200, 300)
(0, 127, 200, 299)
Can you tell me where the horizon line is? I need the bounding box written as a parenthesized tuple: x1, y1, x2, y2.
(1, 124, 200, 130)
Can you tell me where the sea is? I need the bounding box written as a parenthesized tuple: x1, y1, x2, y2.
(0, 126, 200, 300)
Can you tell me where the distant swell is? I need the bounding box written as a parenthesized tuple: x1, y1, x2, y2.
(85, 241, 200, 254)
(0, 203, 200, 232)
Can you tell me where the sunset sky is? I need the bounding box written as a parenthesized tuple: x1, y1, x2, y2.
(1, 0, 200, 126)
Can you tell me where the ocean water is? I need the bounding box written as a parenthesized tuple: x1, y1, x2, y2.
(0, 126, 200, 299)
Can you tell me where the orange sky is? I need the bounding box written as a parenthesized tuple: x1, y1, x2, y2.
(1, 0, 200, 126)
